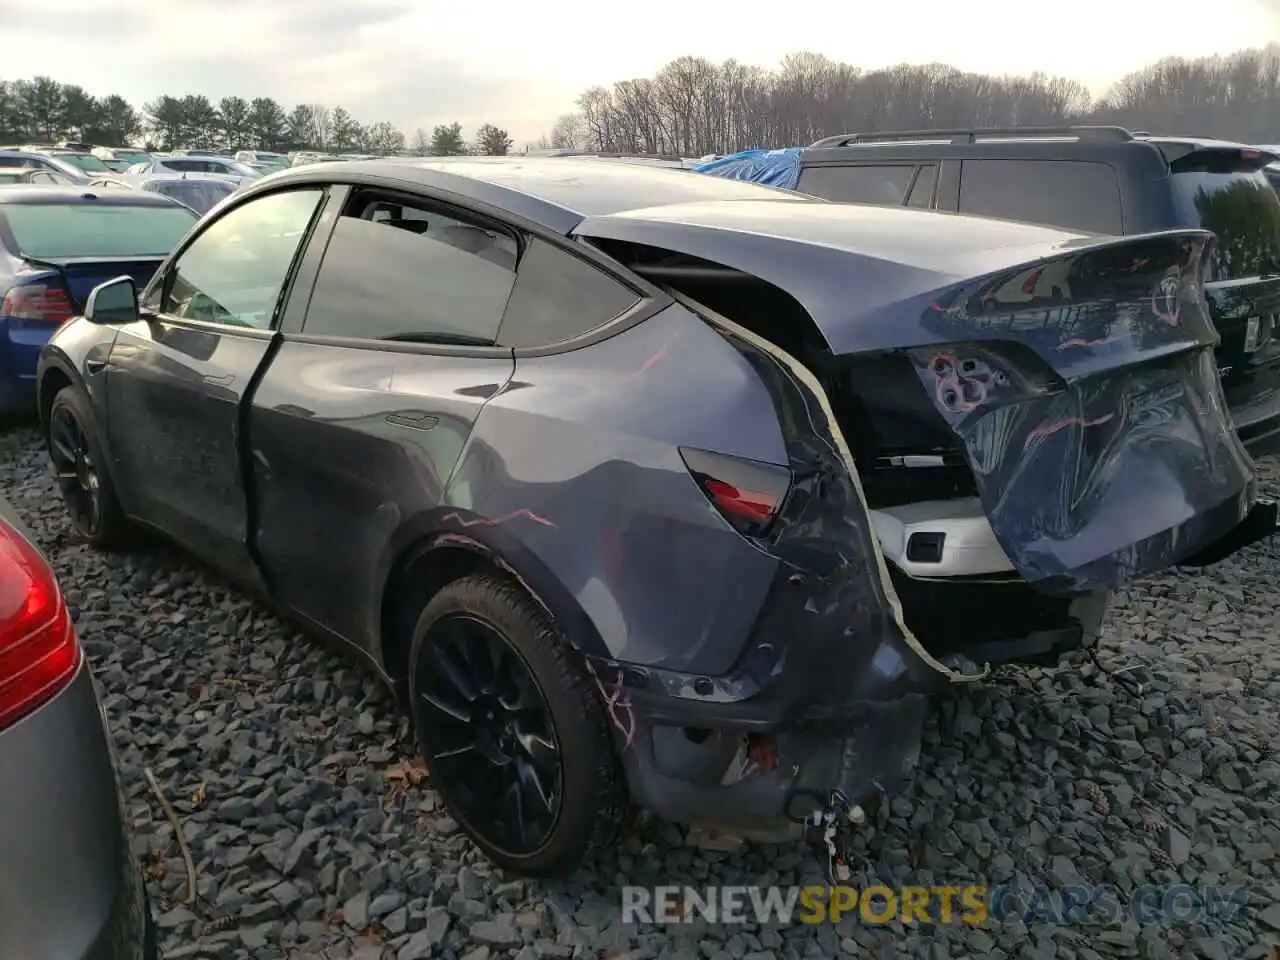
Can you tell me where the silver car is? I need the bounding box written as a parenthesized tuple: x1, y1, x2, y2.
(0, 493, 155, 959)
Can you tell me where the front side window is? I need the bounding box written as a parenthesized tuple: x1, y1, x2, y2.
(497, 238, 641, 348)
(302, 194, 519, 344)
(158, 188, 323, 329)
(795, 164, 918, 205)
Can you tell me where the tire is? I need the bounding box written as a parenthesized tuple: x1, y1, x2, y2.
(407, 573, 626, 877)
(45, 385, 130, 550)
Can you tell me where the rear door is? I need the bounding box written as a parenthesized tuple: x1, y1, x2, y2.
(249, 186, 519, 649)
(106, 185, 327, 581)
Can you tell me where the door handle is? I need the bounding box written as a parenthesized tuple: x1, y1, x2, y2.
(85, 358, 106, 374)
(203, 373, 234, 387)
(387, 411, 438, 431)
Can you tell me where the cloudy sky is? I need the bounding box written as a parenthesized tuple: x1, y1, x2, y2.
(4, 0, 1278, 144)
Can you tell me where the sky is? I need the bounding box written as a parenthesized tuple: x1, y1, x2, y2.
(2, 0, 1278, 145)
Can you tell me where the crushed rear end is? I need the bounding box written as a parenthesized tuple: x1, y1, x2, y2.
(572, 203, 1277, 838)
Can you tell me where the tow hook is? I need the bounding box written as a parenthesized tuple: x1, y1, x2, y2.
(802, 790, 866, 884)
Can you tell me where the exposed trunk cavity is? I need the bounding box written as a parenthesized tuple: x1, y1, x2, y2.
(591, 238, 1099, 669)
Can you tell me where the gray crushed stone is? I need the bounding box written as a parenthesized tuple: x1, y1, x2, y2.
(1, 425, 1276, 959)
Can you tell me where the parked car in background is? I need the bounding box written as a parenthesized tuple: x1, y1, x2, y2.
(32, 149, 114, 177)
(544, 151, 692, 168)
(235, 150, 290, 172)
(87, 174, 240, 215)
(289, 151, 344, 166)
(1259, 146, 1280, 193)
(698, 129, 1280, 455)
(126, 156, 260, 184)
(0, 169, 79, 186)
(91, 147, 152, 168)
(0, 186, 198, 413)
(38, 157, 1277, 878)
(0, 150, 91, 184)
(0, 491, 157, 959)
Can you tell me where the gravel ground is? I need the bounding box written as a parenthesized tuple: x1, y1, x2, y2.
(2, 423, 1279, 960)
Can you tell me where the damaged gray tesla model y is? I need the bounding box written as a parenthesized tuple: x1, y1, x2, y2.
(36, 157, 1278, 878)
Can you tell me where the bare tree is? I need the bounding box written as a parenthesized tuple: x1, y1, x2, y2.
(305, 103, 331, 149)
(556, 45, 1280, 158)
(410, 127, 431, 155)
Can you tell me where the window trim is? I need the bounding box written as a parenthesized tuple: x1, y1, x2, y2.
(216, 170, 672, 358)
(292, 185, 524, 350)
(284, 185, 664, 358)
(493, 235, 646, 351)
(906, 164, 938, 208)
(140, 183, 330, 336)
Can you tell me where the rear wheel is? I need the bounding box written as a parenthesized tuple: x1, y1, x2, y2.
(407, 574, 626, 877)
(46, 386, 129, 549)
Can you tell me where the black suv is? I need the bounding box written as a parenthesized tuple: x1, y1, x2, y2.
(784, 127, 1280, 455)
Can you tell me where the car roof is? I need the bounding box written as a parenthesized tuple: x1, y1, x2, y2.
(0, 185, 185, 206)
(253, 156, 808, 233)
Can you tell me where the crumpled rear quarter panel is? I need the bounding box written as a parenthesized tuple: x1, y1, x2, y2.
(442, 303, 786, 676)
(911, 232, 1256, 593)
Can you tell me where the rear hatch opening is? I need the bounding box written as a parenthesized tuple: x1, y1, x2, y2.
(591, 238, 1087, 668)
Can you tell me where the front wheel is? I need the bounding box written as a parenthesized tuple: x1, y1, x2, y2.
(46, 385, 129, 549)
(407, 574, 627, 877)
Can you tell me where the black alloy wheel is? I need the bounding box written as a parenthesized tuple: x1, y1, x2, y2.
(48, 402, 103, 538)
(413, 612, 564, 857)
(407, 574, 626, 877)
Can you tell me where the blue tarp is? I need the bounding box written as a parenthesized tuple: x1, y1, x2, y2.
(692, 148, 803, 190)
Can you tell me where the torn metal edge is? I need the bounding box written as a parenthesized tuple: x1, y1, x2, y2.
(666, 288, 989, 684)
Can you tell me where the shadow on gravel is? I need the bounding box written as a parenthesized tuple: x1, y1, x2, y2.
(0, 424, 1276, 960)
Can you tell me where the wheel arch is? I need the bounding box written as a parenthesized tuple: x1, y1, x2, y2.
(36, 359, 76, 435)
(376, 507, 610, 685)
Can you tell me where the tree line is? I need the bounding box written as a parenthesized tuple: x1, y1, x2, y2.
(5, 42, 1278, 161)
(0, 77, 515, 156)
(537, 43, 1280, 155)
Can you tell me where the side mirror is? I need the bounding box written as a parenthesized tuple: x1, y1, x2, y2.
(84, 276, 139, 325)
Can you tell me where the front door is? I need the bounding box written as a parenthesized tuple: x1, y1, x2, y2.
(106, 186, 327, 581)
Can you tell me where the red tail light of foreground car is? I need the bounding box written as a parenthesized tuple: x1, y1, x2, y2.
(0, 521, 79, 731)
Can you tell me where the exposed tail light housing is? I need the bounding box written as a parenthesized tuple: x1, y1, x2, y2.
(680, 447, 792, 538)
(0, 521, 79, 732)
(1, 281, 75, 324)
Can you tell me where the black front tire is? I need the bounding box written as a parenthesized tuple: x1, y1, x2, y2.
(407, 573, 627, 877)
(46, 385, 130, 550)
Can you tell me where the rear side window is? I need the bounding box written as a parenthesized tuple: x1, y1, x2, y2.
(497, 238, 641, 349)
(958, 160, 1122, 234)
(796, 164, 917, 205)
(1170, 160, 1280, 282)
(303, 195, 519, 345)
(0, 202, 198, 258)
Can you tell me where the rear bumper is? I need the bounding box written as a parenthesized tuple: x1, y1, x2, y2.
(1231, 384, 1280, 457)
(0, 316, 52, 413)
(0, 664, 153, 960)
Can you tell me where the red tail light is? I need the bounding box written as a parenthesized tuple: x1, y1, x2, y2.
(1, 282, 75, 324)
(680, 447, 792, 538)
(0, 521, 79, 732)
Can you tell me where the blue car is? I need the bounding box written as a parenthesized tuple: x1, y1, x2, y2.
(0, 186, 197, 414)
